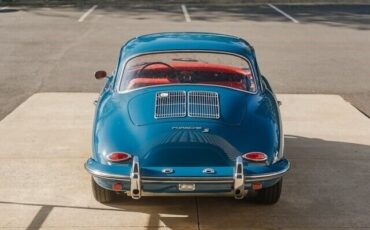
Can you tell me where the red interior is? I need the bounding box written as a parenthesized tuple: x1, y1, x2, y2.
(127, 62, 251, 90)
(127, 78, 179, 89)
(169, 62, 249, 75)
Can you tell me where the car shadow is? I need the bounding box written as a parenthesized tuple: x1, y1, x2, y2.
(104, 135, 370, 229)
(1, 135, 369, 229)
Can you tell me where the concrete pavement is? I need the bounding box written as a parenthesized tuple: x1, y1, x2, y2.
(0, 93, 369, 229)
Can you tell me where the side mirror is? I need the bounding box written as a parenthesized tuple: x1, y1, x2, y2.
(95, 70, 107, 79)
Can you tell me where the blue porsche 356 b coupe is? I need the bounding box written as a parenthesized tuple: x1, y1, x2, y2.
(85, 32, 290, 204)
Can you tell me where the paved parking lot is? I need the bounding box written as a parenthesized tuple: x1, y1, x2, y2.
(0, 2, 370, 119)
(0, 2, 369, 229)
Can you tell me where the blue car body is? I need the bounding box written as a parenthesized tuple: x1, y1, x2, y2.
(85, 32, 290, 202)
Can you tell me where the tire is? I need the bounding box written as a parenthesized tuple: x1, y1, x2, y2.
(91, 177, 114, 203)
(257, 179, 282, 204)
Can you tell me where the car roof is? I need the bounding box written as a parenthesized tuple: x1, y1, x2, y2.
(120, 32, 255, 59)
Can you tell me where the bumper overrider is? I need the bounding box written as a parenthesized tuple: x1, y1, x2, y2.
(85, 156, 290, 200)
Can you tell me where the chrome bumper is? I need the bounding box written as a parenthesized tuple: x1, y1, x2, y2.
(85, 157, 290, 199)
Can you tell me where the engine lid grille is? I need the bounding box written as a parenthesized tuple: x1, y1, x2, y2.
(188, 91, 220, 119)
(154, 91, 220, 119)
(155, 91, 186, 119)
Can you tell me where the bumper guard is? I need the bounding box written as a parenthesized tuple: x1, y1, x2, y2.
(85, 156, 290, 199)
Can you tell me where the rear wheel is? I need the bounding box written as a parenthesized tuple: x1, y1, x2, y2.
(256, 179, 282, 204)
(91, 177, 114, 203)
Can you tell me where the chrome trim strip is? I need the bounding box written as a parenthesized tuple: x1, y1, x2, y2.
(115, 50, 259, 94)
(84, 162, 130, 181)
(141, 176, 233, 181)
(142, 179, 234, 184)
(127, 191, 235, 197)
(244, 161, 290, 182)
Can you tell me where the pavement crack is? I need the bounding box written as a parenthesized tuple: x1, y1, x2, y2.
(195, 197, 201, 230)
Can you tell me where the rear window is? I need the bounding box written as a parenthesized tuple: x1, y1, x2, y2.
(119, 52, 256, 93)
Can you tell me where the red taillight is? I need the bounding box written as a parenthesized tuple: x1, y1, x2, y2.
(252, 182, 263, 190)
(106, 152, 131, 162)
(112, 182, 123, 191)
(242, 152, 267, 162)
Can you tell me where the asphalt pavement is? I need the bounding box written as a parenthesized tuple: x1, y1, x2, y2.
(0, 3, 370, 120)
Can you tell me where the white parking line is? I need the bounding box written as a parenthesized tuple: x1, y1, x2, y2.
(267, 4, 299, 24)
(78, 5, 98, 22)
(181, 4, 191, 22)
(0, 6, 9, 10)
